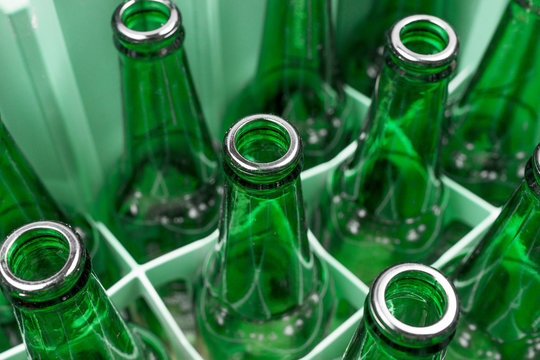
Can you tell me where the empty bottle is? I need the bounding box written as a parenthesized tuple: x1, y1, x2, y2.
(226, 0, 355, 169)
(196, 114, 335, 359)
(311, 15, 458, 283)
(0, 118, 119, 350)
(343, 0, 445, 95)
(442, 0, 540, 206)
(105, 0, 220, 262)
(342, 263, 459, 359)
(0, 221, 169, 359)
(447, 143, 540, 360)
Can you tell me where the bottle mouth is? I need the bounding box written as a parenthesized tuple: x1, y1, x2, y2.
(368, 263, 459, 354)
(0, 221, 89, 306)
(113, 0, 181, 43)
(224, 114, 302, 185)
(389, 14, 458, 68)
(112, 0, 184, 57)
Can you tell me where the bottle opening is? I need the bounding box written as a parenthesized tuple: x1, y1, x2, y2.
(235, 119, 291, 164)
(8, 227, 70, 282)
(389, 15, 458, 67)
(0, 221, 87, 304)
(113, 0, 181, 45)
(121, 0, 171, 32)
(224, 114, 302, 184)
(369, 263, 459, 348)
(399, 20, 449, 56)
(384, 270, 447, 327)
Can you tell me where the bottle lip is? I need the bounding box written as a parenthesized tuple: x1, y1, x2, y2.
(224, 114, 302, 184)
(0, 221, 86, 304)
(369, 263, 459, 343)
(112, 0, 181, 45)
(389, 14, 459, 67)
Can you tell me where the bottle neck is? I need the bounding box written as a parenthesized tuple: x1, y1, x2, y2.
(257, 0, 337, 83)
(0, 222, 147, 359)
(113, 1, 216, 177)
(339, 16, 456, 216)
(206, 166, 316, 320)
(0, 122, 64, 239)
(452, 148, 540, 343)
(204, 115, 319, 320)
(457, 0, 540, 134)
(17, 274, 146, 359)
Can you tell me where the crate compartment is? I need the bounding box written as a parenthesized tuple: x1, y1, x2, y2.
(0, 0, 509, 359)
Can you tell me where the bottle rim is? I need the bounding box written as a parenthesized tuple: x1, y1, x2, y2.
(224, 114, 302, 184)
(0, 221, 87, 304)
(389, 14, 459, 67)
(369, 263, 459, 344)
(113, 0, 181, 44)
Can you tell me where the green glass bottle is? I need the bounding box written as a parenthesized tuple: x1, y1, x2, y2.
(0, 221, 169, 359)
(342, 263, 459, 360)
(0, 118, 119, 349)
(311, 15, 458, 284)
(442, 0, 540, 206)
(226, 0, 354, 170)
(106, 0, 220, 262)
(446, 143, 540, 360)
(0, 119, 117, 288)
(196, 114, 335, 359)
(343, 0, 445, 95)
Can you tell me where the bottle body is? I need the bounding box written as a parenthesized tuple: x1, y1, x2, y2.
(312, 15, 457, 283)
(226, 0, 355, 169)
(0, 221, 169, 359)
(342, 0, 445, 94)
(196, 115, 335, 359)
(447, 144, 540, 360)
(342, 263, 459, 360)
(105, 0, 220, 262)
(442, 0, 540, 206)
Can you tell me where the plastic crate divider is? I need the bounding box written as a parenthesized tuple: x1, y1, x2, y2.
(432, 210, 500, 271)
(94, 221, 139, 274)
(139, 274, 203, 360)
(0, 345, 24, 360)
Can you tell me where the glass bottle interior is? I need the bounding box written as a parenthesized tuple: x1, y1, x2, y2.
(384, 270, 447, 327)
(7, 228, 70, 282)
(122, 0, 171, 32)
(400, 20, 449, 55)
(234, 119, 291, 164)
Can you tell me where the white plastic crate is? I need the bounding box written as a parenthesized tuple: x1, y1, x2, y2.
(0, 0, 509, 358)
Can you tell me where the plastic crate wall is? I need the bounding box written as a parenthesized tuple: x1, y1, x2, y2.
(0, 0, 509, 359)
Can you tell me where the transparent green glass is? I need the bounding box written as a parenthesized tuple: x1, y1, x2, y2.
(342, 0, 445, 95)
(0, 221, 169, 359)
(311, 15, 458, 284)
(196, 115, 335, 360)
(225, 0, 355, 170)
(446, 143, 540, 360)
(103, 0, 220, 262)
(0, 118, 119, 349)
(442, 0, 540, 206)
(342, 263, 459, 360)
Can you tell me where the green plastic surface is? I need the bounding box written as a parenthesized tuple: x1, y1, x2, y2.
(0, 0, 509, 359)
